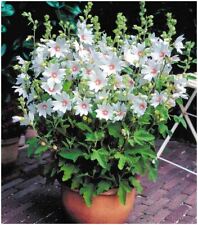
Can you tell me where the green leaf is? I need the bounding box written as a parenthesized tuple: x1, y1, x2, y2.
(60, 164, 78, 181)
(96, 181, 111, 195)
(80, 183, 95, 207)
(158, 124, 169, 138)
(108, 122, 121, 138)
(58, 149, 83, 162)
(176, 98, 183, 105)
(156, 105, 169, 121)
(148, 165, 158, 182)
(129, 177, 143, 194)
(173, 115, 187, 129)
(71, 176, 82, 190)
(117, 180, 131, 205)
(34, 145, 48, 155)
(26, 137, 39, 157)
(126, 146, 156, 159)
(2, 3, 15, 16)
(63, 80, 72, 92)
(46, 1, 65, 9)
(1, 25, 7, 33)
(134, 129, 155, 145)
(138, 112, 151, 125)
(1, 43, 6, 56)
(85, 130, 104, 142)
(114, 152, 127, 170)
(91, 149, 109, 169)
(76, 122, 92, 133)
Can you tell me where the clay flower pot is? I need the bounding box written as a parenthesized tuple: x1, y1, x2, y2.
(62, 187, 136, 224)
(2, 137, 19, 165)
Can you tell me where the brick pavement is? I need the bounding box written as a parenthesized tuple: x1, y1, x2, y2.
(1, 140, 197, 224)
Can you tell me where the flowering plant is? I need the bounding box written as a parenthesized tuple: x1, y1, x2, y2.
(13, 2, 195, 206)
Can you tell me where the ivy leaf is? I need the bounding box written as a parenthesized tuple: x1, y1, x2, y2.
(158, 124, 169, 138)
(91, 149, 109, 169)
(108, 122, 121, 138)
(26, 137, 39, 157)
(114, 152, 127, 170)
(76, 122, 92, 133)
(96, 181, 111, 195)
(134, 129, 155, 145)
(2, 3, 15, 16)
(173, 115, 187, 129)
(71, 176, 82, 190)
(60, 164, 78, 182)
(1, 43, 7, 56)
(117, 180, 131, 205)
(85, 130, 104, 142)
(58, 149, 83, 162)
(129, 177, 143, 194)
(46, 1, 65, 9)
(126, 146, 156, 159)
(148, 165, 158, 182)
(34, 145, 48, 155)
(23, 39, 34, 49)
(80, 183, 95, 207)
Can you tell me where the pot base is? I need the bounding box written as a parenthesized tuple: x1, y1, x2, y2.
(62, 187, 136, 224)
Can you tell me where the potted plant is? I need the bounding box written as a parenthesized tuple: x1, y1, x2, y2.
(13, 2, 195, 223)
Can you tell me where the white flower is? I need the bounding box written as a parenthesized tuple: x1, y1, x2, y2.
(113, 75, 125, 90)
(41, 82, 62, 96)
(174, 35, 185, 54)
(20, 113, 34, 126)
(43, 64, 65, 88)
(15, 73, 30, 85)
(132, 95, 148, 116)
(16, 56, 26, 65)
(150, 91, 167, 108)
(32, 55, 46, 77)
(88, 69, 107, 92)
(113, 102, 127, 121)
(100, 54, 123, 76)
(151, 41, 171, 61)
(77, 21, 93, 45)
(74, 98, 92, 116)
(12, 116, 23, 123)
(47, 37, 68, 58)
(13, 84, 28, 98)
(52, 93, 72, 114)
(66, 61, 81, 78)
(167, 98, 176, 107)
(124, 43, 146, 66)
(96, 104, 113, 121)
(141, 59, 161, 81)
(37, 99, 53, 118)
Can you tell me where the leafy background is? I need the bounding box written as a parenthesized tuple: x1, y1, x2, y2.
(1, 1, 197, 142)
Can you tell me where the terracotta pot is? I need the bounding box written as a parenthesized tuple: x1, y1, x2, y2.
(62, 186, 136, 224)
(2, 137, 19, 165)
(25, 127, 38, 139)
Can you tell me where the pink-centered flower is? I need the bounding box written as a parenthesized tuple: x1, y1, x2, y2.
(47, 37, 69, 58)
(74, 98, 92, 116)
(37, 99, 53, 118)
(95, 104, 113, 121)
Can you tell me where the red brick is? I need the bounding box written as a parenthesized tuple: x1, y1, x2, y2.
(184, 192, 197, 206)
(179, 215, 197, 224)
(168, 194, 188, 210)
(152, 208, 171, 223)
(163, 177, 180, 190)
(164, 204, 190, 223)
(182, 183, 196, 195)
(186, 205, 197, 217)
(146, 198, 170, 215)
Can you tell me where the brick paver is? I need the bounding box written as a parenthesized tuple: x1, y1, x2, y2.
(1, 140, 197, 224)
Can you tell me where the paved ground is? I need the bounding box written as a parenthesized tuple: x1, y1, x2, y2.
(1, 140, 197, 224)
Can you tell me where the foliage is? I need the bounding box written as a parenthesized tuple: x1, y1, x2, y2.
(13, 2, 196, 206)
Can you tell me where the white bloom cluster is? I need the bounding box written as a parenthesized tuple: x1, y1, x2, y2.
(13, 20, 188, 125)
